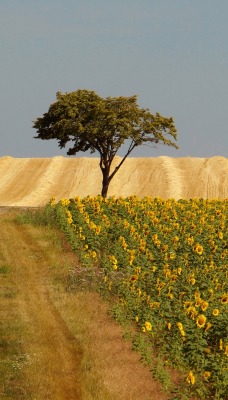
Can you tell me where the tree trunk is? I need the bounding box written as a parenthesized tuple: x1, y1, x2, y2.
(100, 155, 111, 198)
(101, 165, 110, 198)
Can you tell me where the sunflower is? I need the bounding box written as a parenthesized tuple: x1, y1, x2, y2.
(161, 244, 168, 252)
(196, 314, 207, 328)
(145, 321, 152, 331)
(91, 251, 97, 259)
(177, 267, 182, 275)
(177, 322, 183, 330)
(194, 244, 204, 255)
(195, 297, 202, 307)
(149, 302, 160, 309)
(95, 226, 101, 235)
(208, 288, 214, 299)
(165, 269, 171, 278)
(203, 371, 211, 380)
(204, 322, 212, 332)
(50, 196, 56, 207)
(186, 306, 198, 320)
(204, 347, 211, 354)
(201, 301, 209, 311)
(130, 275, 138, 282)
(186, 371, 195, 385)
(170, 252, 175, 259)
(134, 266, 141, 275)
(218, 231, 223, 239)
(180, 329, 185, 337)
(187, 236, 194, 245)
(221, 294, 228, 304)
(212, 308, 219, 316)
(225, 345, 228, 356)
(177, 322, 185, 336)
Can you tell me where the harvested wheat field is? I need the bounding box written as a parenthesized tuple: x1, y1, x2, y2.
(0, 155, 227, 206)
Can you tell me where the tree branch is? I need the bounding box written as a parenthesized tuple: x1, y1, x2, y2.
(109, 140, 136, 181)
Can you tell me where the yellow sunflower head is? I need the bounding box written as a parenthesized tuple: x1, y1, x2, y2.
(203, 371, 211, 380)
(218, 231, 223, 239)
(177, 322, 183, 331)
(186, 371, 195, 385)
(225, 345, 228, 356)
(204, 322, 212, 332)
(194, 244, 204, 255)
(221, 294, 228, 305)
(201, 301, 209, 311)
(145, 321, 152, 331)
(196, 314, 207, 328)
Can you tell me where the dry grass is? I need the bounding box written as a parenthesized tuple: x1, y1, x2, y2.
(0, 156, 227, 206)
(0, 210, 168, 400)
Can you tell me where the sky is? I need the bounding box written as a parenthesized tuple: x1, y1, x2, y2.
(1, 0, 228, 159)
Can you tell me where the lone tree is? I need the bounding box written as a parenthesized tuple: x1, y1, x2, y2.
(33, 89, 178, 197)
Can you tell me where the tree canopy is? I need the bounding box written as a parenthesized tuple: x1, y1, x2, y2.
(33, 89, 178, 197)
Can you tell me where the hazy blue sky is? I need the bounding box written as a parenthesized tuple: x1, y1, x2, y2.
(1, 0, 228, 158)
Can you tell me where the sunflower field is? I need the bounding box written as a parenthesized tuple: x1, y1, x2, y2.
(48, 195, 228, 399)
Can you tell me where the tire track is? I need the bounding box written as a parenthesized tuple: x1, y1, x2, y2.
(160, 156, 183, 199)
(0, 218, 83, 399)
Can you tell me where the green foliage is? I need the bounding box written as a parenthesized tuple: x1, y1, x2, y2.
(0, 297, 31, 399)
(0, 264, 11, 274)
(33, 89, 178, 196)
(45, 195, 228, 399)
(15, 207, 58, 227)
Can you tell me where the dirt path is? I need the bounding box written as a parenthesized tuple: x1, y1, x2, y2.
(0, 214, 83, 399)
(0, 211, 169, 400)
